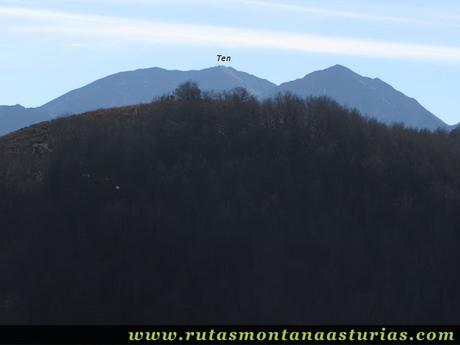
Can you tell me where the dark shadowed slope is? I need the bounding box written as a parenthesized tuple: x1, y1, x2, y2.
(266, 65, 445, 130)
(39, 66, 275, 117)
(2, 91, 460, 324)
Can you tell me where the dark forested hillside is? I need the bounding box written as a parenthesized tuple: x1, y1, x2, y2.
(1, 84, 460, 324)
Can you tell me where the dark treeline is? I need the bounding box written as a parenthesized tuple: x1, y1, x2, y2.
(1, 83, 460, 324)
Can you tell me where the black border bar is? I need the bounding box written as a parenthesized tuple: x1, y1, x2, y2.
(0, 326, 458, 344)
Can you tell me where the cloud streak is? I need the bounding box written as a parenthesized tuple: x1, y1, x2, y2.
(43, 0, 460, 28)
(2, 6, 460, 63)
(237, 0, 460, 28)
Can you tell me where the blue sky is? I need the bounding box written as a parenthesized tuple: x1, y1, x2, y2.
(1, 0, 460, 124)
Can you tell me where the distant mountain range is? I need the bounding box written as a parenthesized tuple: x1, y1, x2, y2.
(0, 105, 50, 136)
(0, 65, 455, 135)
(266, 65, 447, 131)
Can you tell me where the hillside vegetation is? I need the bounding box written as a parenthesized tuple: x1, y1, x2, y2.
(1, 84, 460, 324)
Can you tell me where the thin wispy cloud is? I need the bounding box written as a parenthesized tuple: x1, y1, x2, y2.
(235, 0, 435, 26)
(34, 0, 460, 28)
(2, 6, 460, 63)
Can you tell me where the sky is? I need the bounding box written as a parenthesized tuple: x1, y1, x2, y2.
(0, 0, 460, 124)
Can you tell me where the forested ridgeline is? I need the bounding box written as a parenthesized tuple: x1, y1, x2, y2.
(1, 84, 460, 324)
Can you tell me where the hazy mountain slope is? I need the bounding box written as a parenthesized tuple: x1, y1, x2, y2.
(39, 66, 275, 117)
(0, 65, 450, 136)
(447, 122, 460, 131)
(0, 105, 50, 136)
(266, 65, 445, 130)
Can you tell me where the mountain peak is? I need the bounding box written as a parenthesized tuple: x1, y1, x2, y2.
(0, 65, 448, 136)
(328, 64, 350, 70)
(322, 64, 358, 75)
(203, 65, 236, 72)
(271, 64, 445, 130)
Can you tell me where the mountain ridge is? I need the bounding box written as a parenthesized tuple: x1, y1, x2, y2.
(0, 65, 454, 135)
(265, 65, 446, 130)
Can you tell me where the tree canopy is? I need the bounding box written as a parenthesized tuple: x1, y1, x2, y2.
(1, 86, 460, 324)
